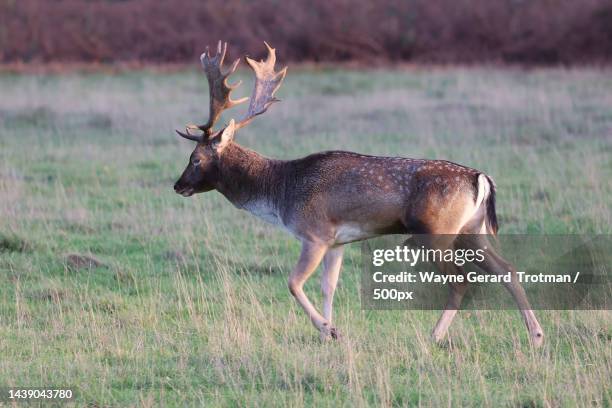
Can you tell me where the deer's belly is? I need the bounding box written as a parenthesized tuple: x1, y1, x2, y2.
(334, 223, 380, 244)
(334, 220, 407, 244)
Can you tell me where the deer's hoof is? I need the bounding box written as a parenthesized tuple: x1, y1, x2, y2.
(330, 327, 342, 340)
(431, 330, 445, 344)
(320, 326, 342, 342)
(531, 331, 544, 348)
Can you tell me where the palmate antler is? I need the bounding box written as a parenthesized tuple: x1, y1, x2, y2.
(176, 41, 287, 142)
(176, 41, 247, 141)
(236, 42, 287, 130)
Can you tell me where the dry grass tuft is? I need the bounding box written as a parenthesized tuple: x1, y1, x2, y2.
(64, 253, 106, 271)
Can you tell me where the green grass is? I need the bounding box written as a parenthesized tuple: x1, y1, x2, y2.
(0, 66, 611, 406)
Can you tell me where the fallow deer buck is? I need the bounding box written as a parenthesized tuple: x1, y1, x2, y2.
(173, 41, 544, 347)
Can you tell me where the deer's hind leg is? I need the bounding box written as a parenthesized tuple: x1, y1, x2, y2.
(470, 239, 545, 347)
(409, 191, 482, 343)
(459, 208, 545, 347)
(407, 232, 471, 344)
(422, 234, 470, 344)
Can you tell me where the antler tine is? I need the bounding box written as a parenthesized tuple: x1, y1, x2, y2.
(176, 41, 248, 142)
(175, 129, 204, 142)
(199, 41, 248, 132)
(236, 42, 288, 130)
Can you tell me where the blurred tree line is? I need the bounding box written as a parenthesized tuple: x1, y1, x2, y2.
(0, 0, 611, 64)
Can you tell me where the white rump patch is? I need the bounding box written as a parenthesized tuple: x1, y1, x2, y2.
(460, 174, 491, 234)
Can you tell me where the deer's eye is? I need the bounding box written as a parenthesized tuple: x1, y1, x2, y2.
(192, 159, 201, 166)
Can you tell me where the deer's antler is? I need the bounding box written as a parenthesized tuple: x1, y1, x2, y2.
(176, 41, 286, 141)
(176, 41, 248, 142)
(236, 42, 287, 130)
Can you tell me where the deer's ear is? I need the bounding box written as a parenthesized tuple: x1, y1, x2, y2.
(211, 119, 236, 152)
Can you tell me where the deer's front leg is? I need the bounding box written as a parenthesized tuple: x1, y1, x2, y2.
(321, 246, 344, 340)
(288, 241, 330, 339)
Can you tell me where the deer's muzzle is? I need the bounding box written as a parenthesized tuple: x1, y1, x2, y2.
(174, 182, 194, 197)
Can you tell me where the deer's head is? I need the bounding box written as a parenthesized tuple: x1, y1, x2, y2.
(174, 41, 286, 197)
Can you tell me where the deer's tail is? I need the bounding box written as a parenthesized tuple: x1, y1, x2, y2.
(475, 173, 498, 235)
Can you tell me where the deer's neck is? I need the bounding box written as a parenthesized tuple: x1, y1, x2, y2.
(215, 143, 285, 216)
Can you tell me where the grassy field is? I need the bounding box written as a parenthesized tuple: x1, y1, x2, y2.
(0, 66, 611, 406)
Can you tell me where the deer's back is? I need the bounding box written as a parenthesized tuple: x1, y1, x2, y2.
(279, 151, 483, 243)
